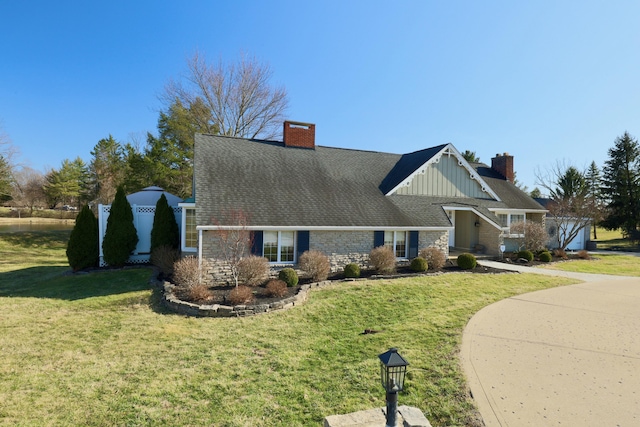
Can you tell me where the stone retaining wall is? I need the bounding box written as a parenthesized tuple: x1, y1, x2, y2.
(161, 280, 333, 317)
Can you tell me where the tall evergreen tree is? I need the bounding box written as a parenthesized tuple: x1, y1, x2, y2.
(143, 99, 210, 198)
(102, 186, 138, 267)
(585, 161, 604, 239)
(150, 194, 179, 251)
(66, 205, 99, 271)
(601, 132, 640, 237)
(89, 136, 125, 205)
(461, 150, 480, 163)
(0, 154, 12, 203)
(42, 157, 90, 208)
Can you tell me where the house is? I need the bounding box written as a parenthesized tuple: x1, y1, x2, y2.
(534, 197, 592, 251)
(182, 121, 546, 275)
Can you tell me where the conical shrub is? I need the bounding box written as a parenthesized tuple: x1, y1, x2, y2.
(66, 204, 99, 271)
(150, 193, 179, 252)
(102, 186, 138, 267)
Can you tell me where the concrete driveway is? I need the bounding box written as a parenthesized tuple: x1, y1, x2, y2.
(461, 262, 640, 426)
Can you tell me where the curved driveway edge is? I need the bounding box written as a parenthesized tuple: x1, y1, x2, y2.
(462, 263, 640, 426)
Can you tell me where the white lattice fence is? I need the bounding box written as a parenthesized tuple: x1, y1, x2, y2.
(98, 204, 182, 266)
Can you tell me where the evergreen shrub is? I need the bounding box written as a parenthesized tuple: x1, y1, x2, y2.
(344, 263, 361, 278)
(517, 250, 534, 262)
(538, 251, 552, 262)
(457, 253, 477, 270)
(150, 194, 179, 252)
(102, 186, 138, 267)
(410, 257, 428, 272)
(278, 268, 299, 287)
(66, 204, 99, 271)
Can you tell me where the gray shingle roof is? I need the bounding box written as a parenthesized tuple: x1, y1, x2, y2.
(194, 134, 544, 228)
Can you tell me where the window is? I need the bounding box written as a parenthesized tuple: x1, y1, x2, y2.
(496, 212, 526, 237)
(384, 231, 407, 258)
(185, 208, 197, 249)
(263, 231, 296, 263)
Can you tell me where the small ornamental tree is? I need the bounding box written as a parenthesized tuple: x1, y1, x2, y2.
(102, 186, 138, 267)
(150, 194, 179, 252)
(66, 204, 99, 271)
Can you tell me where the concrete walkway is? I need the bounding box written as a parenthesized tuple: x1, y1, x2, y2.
(462, 261, 640, 426)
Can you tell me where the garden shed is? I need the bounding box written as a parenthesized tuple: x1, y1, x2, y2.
(98, 186, 182, 266)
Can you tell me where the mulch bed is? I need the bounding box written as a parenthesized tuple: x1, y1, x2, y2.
(176, 260, 512, 305)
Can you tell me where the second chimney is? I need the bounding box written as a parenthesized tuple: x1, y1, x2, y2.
(283, 121, 315, 149)
(491, 152, 514, 183)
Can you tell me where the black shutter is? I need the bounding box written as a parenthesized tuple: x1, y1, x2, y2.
(408, 231, 419, 259)
(251, 231, 263, 256)
(374, 230, 384, 248)
(297, 231, 310, 260)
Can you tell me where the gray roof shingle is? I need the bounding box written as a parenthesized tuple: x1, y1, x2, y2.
(195, 134, 544, 228)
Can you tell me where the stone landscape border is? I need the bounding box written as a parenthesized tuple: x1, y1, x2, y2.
(160, 280, 333, 317)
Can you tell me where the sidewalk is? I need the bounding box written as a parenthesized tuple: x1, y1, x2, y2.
(462, 263, 640, 426)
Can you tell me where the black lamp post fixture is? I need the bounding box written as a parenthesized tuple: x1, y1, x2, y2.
(379, 348, 409, 427)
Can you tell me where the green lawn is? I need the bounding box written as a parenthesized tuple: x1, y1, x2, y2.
(543, 253, 640, 276)
(0, 231, 579, 426)
(592, 227, 639, 251)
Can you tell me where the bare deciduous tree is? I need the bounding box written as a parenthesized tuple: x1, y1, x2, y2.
(163, 52, 289, 140)
(536, 161, 593, 250)
(11, 167, 46, 212)
(509, 221, 548, 252)
(212, 209, 254, 287)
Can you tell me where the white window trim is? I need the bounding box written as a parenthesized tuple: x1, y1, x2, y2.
(263, 231, 297, 264)
(496, 212, 526, 238)
(180, 203, 197, 252)
(384, 230, 408, 259)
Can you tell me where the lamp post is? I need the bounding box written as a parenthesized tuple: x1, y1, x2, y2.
(379, 348, 409, 427)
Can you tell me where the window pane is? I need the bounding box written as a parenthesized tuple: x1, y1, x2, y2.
(185, 209, 197, 248)
(498, 214, 508, 227)
(511, 214, 525, 224)
(395, 232, 406, 258)
(264, 231, 278, 262)
(384, 231, 394, 248)
(280, 231, 295, 262)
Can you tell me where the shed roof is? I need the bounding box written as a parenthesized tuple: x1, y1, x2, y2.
(126, 186, 182, 207)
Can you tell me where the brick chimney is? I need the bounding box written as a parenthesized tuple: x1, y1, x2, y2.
(491, 152, 514, 183)
(283, 121, 315, 149)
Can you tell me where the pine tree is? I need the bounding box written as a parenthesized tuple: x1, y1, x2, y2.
(150, 193, 180, 251)
(66, 205, 99, 271)
(102, 186, 138, 267)
(585, 161, 604, 239)
(602, 132, 640, 237)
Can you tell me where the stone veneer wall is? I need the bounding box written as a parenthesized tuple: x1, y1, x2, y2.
(418, 230, 449, 255)
(309, 230, 374, 271)
(199, 229, 451, 282)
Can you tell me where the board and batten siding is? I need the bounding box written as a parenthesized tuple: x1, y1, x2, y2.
(395, 154, 487, 198)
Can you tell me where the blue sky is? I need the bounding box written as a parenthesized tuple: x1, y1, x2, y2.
(1, 1, 638, 191)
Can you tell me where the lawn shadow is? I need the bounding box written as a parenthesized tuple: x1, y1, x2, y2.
(0, 265, 154, 301)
